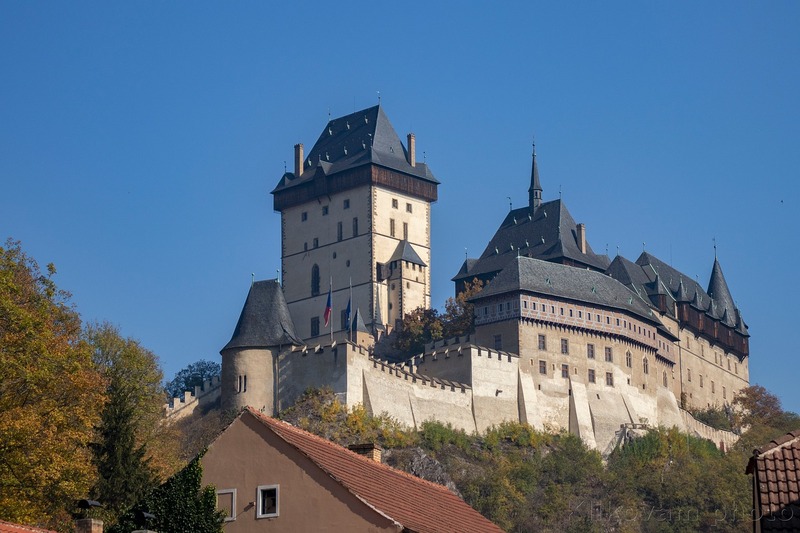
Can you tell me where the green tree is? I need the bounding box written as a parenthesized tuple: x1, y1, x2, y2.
(110, 454, 224, 533)
(0, 240, 105, 528)
(86, 323, 180, 524)
(165, 359, 220, 399)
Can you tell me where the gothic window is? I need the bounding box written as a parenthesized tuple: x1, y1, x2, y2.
(311, 264, 320, 296)
(625, 351, 632, 368)
(643, 357, 649, 374)
(561, 339, 569, 354)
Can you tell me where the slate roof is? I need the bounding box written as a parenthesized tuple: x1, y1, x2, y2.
(746, 429, 800, 531)
(244, 408, 503, 533)
(350, 307, 369, 334)
(391, 240, 427, 267)
(0, 521, 56, 533)
(272, 105, 437, 194)
(473, 256, 661, 327)
(221, 280, 302, 352)
(633, 252, 748, 335)
(453, 199, 610, 283)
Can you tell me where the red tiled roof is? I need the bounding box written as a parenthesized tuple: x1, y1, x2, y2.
(245, 408, 502, 533)
(746, 429, 800, 531)
(0, 521, 57, 533)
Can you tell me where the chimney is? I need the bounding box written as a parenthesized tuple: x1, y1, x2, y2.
(577, 223, 587, 254)
(407, 133, 415, 167)
(294, 143, 304, 177)
(76, 519, 103, 533)
(348, 442, 382, 463)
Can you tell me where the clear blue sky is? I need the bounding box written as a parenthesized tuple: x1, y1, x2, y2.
(2, 2, 798, 413)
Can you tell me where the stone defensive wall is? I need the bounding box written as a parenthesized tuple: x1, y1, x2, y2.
(162, 375, 221, 420)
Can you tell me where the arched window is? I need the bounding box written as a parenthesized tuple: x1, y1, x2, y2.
(625, 351, 632, 368)
(311, 264, 320, 296)
(643, 357, 649, 374)
(662, 371, 668, 387)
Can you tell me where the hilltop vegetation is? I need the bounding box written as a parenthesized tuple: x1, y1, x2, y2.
(282, 387, 798, 532)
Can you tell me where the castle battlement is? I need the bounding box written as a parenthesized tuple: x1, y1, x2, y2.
(163, 375, 221, 420)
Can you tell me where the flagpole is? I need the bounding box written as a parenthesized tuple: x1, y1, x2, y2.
(329, 276, 333, 343)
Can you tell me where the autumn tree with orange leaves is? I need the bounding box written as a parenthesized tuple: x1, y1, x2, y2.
(0, 240, 106, 528)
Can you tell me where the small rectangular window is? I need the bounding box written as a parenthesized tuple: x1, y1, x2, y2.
(301, 211, 308, 222)
(216, 489, 236, 522)
(256, 485, 279, 518)
(352, 217, 358, 237)
(313, 238, 319, 248)
(311, 317, 320, 337)
(605, 347, 613, 362)
(392, 198, 398, 208)
(587, 344, 595, 359)
(606, 372, 614, 386)
(322, 206, 329, 216)
(337, 221, 343, 241)
(406, 202, 412, 213)
(588, 369, 595, 383)
(343, 199, 350, 209)
(688, 369, 692, 382)
(539, 360, 547, 375)
(390, 218, 396, 237)
(561, 338, 569, 354)
(523, 301, 528, 309)
(561, 364, 569, 378)
(494, 334, 502, 350)
(538, 334, 546, 350)
(403, 222, 408, 240)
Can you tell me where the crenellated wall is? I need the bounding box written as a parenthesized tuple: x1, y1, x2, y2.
(163, 376, 222, 420)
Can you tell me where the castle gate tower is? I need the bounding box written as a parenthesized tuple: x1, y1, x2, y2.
(272, 106, 439, 342)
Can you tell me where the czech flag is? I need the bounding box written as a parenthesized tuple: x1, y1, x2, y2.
(323, 287, 332, 327)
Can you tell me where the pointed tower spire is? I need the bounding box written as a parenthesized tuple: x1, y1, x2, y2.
(529, 140, 542, 211)
(707, 257, 737, 324)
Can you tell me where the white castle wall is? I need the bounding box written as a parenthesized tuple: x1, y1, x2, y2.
(163, 376, 221, 420)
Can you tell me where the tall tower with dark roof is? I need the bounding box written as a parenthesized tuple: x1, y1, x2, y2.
(272, 105, 438, 342)
(528, 143, 542, 210)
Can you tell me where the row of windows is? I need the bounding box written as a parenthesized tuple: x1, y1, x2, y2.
(305, 218, 360, 251)
(391, 198, 413, 212)
(537, 360, 669, 388)
(521, 299, 657, 340)
(301, 199, 352, 222)
(216, 485, 279, 522)
(389, 218, 409, 239)
(686, 369, 728, 398)
(545, 335, 660, 376)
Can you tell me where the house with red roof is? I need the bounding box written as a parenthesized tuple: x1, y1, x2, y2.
(201, 407, 502, 532)
(746, 428, 800, 532)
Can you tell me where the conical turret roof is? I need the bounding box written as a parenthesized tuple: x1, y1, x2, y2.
(221, 280, 301, 352)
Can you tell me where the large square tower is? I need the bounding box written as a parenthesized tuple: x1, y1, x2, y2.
(272, 106, 438, 343)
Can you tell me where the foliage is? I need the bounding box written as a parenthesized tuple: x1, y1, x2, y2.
(109, 454, 224, 533)
(392, 307, 444, 355)
(86, 323, 179, 524)
(688, 405, 734, 432)
(170, 399, 239, 463)
(731, 384, 798, 430)
(393, 278, 483, 356)
(442, 278, 484, 339)
(165, 359, 221, 400)
(0, 240, 106, 528)
(280, 388, 416, 449)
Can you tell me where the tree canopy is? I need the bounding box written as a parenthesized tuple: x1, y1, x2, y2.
(0, 240, 106, 528)
(165, 359, 220, 400)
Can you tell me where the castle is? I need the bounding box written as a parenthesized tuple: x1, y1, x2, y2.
(166, 105, 748, 453)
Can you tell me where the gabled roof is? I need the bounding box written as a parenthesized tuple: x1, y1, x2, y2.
(474, 256, 661, 327)
(272, 105, 437, 195)
(746, 429, 800, 531)
(242, 408, 502, 533)
(0, 521, 57, 533)
(453, 199, 609, 283)
(221, 280, 302, 352)
(390, 240, 427, 267)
